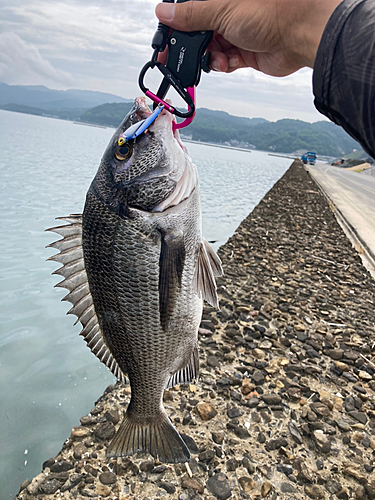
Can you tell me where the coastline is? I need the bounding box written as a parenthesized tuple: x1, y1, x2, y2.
(16, 160, 375, 500)
(182, 139, 253, 154)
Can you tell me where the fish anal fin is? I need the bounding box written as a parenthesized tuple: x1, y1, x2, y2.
(107, 411, 190, 464)
(165, 344, 199, 389)
(193, 240, 220, 308)
(159, 230, 185, 330)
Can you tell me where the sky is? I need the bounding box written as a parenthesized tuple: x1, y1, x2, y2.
(0, 0, 325, 122)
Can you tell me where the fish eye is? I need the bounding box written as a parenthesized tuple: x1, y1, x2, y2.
(115, 143, 132, 161)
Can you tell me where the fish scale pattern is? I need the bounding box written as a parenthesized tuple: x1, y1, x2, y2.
(82, 190, 203, 418)
(121, 176, 177, 211)
(48, 98, 223, 462)
(114, 141, 164, 183)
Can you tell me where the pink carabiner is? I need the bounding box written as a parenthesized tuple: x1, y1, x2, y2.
(172, 87, 196, 132)
(145, 91, 175, 113)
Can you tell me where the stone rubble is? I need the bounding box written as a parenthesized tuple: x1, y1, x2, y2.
(16, 160, 375, 500)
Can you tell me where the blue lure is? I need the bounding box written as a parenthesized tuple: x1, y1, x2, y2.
(118, 105, 164, 145)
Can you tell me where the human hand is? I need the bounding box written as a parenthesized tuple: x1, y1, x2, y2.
(155, 0, 342, 77)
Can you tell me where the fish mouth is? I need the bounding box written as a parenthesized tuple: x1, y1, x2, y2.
(134, 96, 152, 120)
(134, 97, 186, 152)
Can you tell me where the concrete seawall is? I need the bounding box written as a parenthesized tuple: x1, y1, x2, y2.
(16, 160, 375, 500)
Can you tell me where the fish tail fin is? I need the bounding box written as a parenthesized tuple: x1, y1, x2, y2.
(106, 411, 190, 463)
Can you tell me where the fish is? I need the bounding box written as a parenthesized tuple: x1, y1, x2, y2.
(47, 97, 223, 463)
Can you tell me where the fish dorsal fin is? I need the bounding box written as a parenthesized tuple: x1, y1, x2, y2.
(165, 344, 199, 389)
(46, 215, 125, 384)
(192, 239, 223, 308)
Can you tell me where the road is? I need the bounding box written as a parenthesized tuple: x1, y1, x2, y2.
(307, 163, 375, 275)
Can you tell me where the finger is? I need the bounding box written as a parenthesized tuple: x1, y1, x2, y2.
(214, 34, 236, 52)
(208, 38, 225, 53)
(155, 0, 221, 32)
(222, 49, 248, 73)
(235, 49, 260, 72)
(210, 51, 229, 72)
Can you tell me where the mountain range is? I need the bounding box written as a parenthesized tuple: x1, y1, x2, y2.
(0, 81, 130, 111)
(0, 82, 361, 157)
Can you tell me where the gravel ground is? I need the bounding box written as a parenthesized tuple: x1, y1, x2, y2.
(16, 160, 375, 500)
(362, 166, 375, 177)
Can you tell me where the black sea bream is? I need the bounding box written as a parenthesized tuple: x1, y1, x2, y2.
(47, 97, 222, 463)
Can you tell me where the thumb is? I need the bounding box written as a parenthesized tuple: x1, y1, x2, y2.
(155, 1, 218, 32)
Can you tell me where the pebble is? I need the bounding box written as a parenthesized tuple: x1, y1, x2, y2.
(227, 407, 242, 419)
(99, 472, 117, 485)
(50, 460, 73, 473)
(207, 355, 220, 368)
(96, 484, 111, 497)
(80, 415, 97, 426)
(40, 479, 61, 495)
(252, 370, 265, 385)
(348, 411, 368, 424)
(265, 438, 288, 451)
(329, 349, 344, 360)
(241, 378, 255, 395)
(304, 484, 326, 499)
(196, 401, 218, 420)
(212, 431, 224, 445)
(181, 474, 204, 493)
(343, 466, 367, 484)
(280, 482, 297, 493)
(104, 408, 120, 424)
(238, 476, 255, 492)
(359, 371, 372, 380)
(277, 464, 293, 476)
(159, 481, 176, 494)
(262, 394, 282, 405)
(314, 430, 331, 453)
(337, 419, 351, 432)
(94, 421, 116, 441)
(70, 426, 90, 439)
(261, 481, 272, 497)
(206, 473, 232, 500)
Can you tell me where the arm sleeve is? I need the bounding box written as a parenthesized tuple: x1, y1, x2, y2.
(313, 0, 375, 158)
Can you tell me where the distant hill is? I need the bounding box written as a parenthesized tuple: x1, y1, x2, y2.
(80, 102, 135, 127)
(79, 103, 359, 156)
(0, 83, 361, 156)
(0, 103, 88, 120)
(0, 82, 130, 111)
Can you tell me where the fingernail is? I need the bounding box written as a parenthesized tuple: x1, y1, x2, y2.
(211, 60, 221, 72)
(156, 3, 176, 22)
(228, 56, 239, 68)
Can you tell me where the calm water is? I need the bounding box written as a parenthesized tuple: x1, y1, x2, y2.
(0, 109, 291, 498)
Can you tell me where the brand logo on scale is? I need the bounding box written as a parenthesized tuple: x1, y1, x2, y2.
(177, 47, 186, 73)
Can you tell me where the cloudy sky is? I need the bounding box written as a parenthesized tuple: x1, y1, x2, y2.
(0, 0, 325, 122)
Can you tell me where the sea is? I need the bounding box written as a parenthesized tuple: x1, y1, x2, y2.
(0, 109, 291, 498)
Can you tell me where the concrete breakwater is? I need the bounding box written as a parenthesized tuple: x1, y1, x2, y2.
(16, 160, 375, 500)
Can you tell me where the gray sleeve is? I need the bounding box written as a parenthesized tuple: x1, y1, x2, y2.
(313, 0, 375, 158)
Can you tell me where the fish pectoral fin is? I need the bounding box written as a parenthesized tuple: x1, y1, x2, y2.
(159, 230, 186, 330)
(165, 344, 199, 389)
(193, 240, 222, 308)
(107, 411, 190, 464)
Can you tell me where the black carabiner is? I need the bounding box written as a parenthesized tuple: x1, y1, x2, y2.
(138, 0, 212, 125)
(138, 60, 195, 118)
